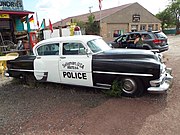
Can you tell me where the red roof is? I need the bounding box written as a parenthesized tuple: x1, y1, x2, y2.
(53, 3, 133, 27)
(0, 10, 34, 16)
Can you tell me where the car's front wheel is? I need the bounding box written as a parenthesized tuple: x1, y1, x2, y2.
(120, 77, 144, 97)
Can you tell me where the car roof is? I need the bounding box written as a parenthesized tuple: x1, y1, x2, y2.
(36, 35, 102, 45)
(127, 31, 153, 35)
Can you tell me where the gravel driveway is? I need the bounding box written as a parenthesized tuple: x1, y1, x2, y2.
(0, 35, 180, 135)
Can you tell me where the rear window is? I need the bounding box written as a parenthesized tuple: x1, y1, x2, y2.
(154, 32, 167, 39)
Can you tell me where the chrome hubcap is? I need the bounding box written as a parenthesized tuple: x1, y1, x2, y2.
(122, 78, 137, 94)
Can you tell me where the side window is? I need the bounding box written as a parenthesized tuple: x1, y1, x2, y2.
(37, 43, 59, 56)
(63, 42, 86, 55)
(143, 34, 151, 40)
(121, 35, 127, 42)
(117, 35, 127, 42)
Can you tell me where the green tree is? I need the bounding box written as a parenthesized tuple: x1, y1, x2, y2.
(72, 19, 86, 29)
(156, 9, 175, 30)
(168, 0, 180, 32)
(156, 0, 179, 32)
(85, 14, 100, 35)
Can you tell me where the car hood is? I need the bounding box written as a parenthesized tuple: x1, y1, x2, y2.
(93, 49, 158, 60)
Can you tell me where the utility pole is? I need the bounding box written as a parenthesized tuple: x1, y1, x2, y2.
(89, 6, 93, 13)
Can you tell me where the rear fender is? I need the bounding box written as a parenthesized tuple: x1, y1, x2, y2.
(142, 44, 152, 50)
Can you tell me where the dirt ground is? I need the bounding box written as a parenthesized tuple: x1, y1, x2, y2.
(0, 35, 180, 135)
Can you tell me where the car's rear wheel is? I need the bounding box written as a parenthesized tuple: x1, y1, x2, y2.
(142, 44, 152, 50)
(24, 73, 37, 87)
(120, 77, 144, 97)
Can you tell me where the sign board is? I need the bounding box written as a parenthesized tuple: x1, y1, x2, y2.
(0, 14, 9, 18)
(132, 14, 140, 22)
(0, 0, 24, 11)
(43, 29, 60, 40)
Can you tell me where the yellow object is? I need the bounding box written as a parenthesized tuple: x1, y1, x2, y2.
(0, 61, 5, 78)
(70, 23, 77, 36)
(6, 52, 19, 56)
(0, 14, 10, 19)
(0, 53, 19, 78)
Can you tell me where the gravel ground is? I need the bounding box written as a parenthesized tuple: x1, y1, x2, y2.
(0, 35, 180, 135)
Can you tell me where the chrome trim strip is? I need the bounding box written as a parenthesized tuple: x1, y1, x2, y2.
(96, 83, 111, 87)
(93, 71, 153, 77)
(147, 68, 173, 93)
(9, 69, 34, 72)
(93, 86, 110, 90)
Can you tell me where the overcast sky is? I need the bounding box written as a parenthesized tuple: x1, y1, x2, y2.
(23, 0, 170, 26)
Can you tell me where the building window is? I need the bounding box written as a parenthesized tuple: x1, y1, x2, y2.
(131, 25, 138, 32)
(155, 24, 158, 31)
(148, 24, 154, 31)
(113, 30, 124, 37)
(140, 25, 146, 31)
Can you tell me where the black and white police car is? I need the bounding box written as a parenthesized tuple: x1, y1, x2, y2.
(6, 35, 173, 97)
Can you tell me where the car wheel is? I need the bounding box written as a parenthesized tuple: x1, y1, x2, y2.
(142, 44, 152, 50)
(24, 73, 37, 87)
(120, 77, 144, 97)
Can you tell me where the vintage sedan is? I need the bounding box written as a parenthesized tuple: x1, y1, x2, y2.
(5, 35, 173, 97)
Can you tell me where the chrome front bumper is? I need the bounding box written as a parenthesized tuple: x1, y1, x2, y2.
(147, 68, 173, 93)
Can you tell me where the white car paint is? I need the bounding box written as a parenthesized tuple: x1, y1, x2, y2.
(33, 35, 103, 86)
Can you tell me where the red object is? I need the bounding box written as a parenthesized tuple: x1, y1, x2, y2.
(29, 32, 38, 48)
(49, 19, 53, 33)
(37, 21, 39, 27)
(0, 10, 34, 15)
(99, 0, 103, 10)
(153, 39, 161, 44)
(29, 15, 34, 22)
(74, 26, 80, 31)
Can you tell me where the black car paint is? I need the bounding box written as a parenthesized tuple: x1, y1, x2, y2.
(92, 49, 160, 88)
(7, 55, 36, 78)
(6, 49, 161, 91)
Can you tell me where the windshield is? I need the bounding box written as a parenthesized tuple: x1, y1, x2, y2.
(87, 38, 111, 53)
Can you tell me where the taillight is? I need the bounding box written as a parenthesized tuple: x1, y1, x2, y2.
(153, 39, 161, 44)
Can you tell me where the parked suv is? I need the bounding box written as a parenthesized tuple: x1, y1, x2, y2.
(110, 31, 169, 52)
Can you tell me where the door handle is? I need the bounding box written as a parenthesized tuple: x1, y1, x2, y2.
(60, 56, 66, 59)
(36, 56, 41, 59)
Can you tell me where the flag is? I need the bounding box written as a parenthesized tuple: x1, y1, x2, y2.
(29, 15, 34, 22)
(99, 0, 103, 10)
(36, 12, 39, 27)
(26, 16, 31, 32)
(40, 19, 45, 30)
(49, 19, 53, 33)
(21, 16, 27, 23)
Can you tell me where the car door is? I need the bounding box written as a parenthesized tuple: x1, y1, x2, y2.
(34, 42, 61, 83)
(59, 41, 93, 87)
